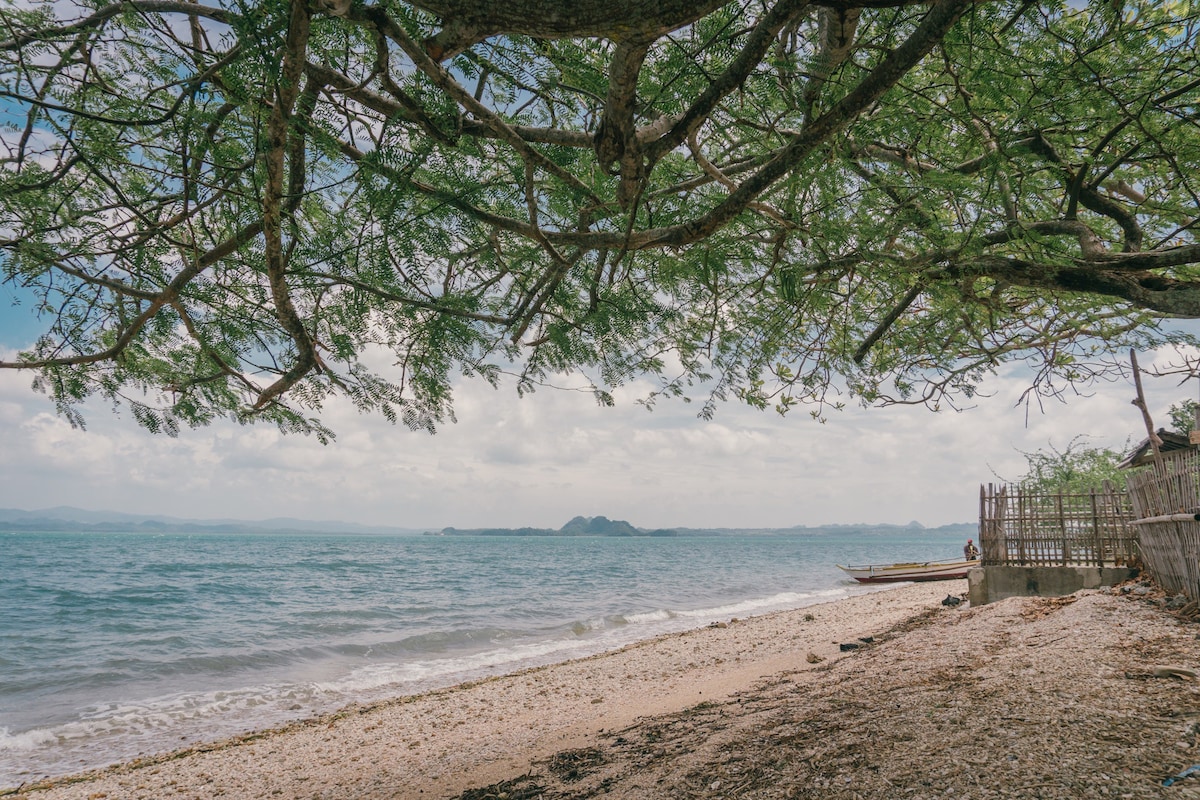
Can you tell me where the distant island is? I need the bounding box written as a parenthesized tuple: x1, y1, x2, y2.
(440, 515, 674, 537)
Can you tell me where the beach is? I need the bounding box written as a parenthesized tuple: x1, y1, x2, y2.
(10, 579, 1200, 799)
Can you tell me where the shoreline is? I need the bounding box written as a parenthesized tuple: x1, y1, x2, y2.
(17, 578, 1200, 799)
(9, 581, 960, 799)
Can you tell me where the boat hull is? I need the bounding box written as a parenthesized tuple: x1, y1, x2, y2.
(836, 559, 979, 584)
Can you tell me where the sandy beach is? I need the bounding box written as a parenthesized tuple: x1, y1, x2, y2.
(10, 579, 1200, 799)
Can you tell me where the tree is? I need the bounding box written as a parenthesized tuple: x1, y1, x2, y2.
(1, 0, 1199, 438)
(1014, 436, 1130, 493)
(1169, 399, 1199, 435)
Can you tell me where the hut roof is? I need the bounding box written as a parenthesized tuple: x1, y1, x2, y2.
(1119, 429, 1194, 469)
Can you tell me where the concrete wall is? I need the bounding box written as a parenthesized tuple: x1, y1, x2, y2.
(968, 565, 1138, 606)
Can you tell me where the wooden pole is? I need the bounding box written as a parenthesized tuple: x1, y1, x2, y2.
(1056, 491, 1069, 565)
(1131, 349, 1165, 477)
(979, 484, 986, 564)
(1192, 370, 1200, 446)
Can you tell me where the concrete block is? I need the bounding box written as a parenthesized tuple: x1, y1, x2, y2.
(969, 565, 1138, 606)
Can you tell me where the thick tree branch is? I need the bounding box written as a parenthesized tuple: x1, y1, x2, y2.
(644, 0, 813, 165)
(354, 5, 601, 204)
(413, 0, 729, 58)
(952, 248, 1200, 316)
(639, 0, 975, 248)
(1022, 132, 1143, 252)
(0, 220, 264, 370)
(254, 0, 317, 411)
(853, 283, 923, 363)
(594, 36, 651, 208)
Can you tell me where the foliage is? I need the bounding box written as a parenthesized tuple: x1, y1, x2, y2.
(1169, 399, 1200, 435)
(1015, 436, 1130, 493)
(2, 0, 1200, 436)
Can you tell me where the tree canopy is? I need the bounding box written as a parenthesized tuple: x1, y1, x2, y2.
(1169, 398, 1200, 434)
(1012, 435, 1131, 493)
(2, 0, 1199, 437)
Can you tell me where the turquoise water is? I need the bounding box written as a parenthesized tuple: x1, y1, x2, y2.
(0, 528, 968, 787)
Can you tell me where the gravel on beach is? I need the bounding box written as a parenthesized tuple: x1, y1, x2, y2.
(11, 580, 1200, 800)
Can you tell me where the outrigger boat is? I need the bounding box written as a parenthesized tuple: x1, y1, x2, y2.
(836, 557, 979, 584)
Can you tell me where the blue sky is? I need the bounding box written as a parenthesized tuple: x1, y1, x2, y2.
(1, 284, 47, 347)
(2, 300, 1195, 529)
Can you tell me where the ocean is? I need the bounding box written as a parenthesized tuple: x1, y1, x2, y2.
(0, 527, 970, 788)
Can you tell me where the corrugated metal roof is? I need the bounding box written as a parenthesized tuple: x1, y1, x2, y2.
(1119, 429, 1194, 469)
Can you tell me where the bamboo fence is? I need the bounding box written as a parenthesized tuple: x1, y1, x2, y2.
(1125, 449, 1200, 599)
(978, 482, 1137, 568)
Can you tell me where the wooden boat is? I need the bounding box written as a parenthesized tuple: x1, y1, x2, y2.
(836, 557, 979, 584)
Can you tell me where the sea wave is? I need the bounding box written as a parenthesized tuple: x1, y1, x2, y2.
(0, 681, 337, 787)
(622, 609, 674, 625)
(315, 590, 851, 697)
(0, 726, 56, 753)
(318, 635, 602, 695)
(675, 588, 852, 620)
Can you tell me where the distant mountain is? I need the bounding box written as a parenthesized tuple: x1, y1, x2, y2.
(559, 515, 642, 536)
(0, 505, 160, 525)
(0, 506, 430, 535)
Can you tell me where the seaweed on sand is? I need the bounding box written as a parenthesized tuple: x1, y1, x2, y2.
(451, 773, 546, 800)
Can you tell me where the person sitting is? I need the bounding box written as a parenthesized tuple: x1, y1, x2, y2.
(964, 538, 980, 561)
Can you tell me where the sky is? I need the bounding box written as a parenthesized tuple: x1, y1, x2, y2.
(2, 307, 1197, 530)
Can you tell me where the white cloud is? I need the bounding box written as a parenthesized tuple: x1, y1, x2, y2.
(1, 335, 1198, 529)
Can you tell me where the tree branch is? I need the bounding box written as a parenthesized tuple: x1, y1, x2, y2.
(0, 1, 234, 50)
(254, 0, 317, 411)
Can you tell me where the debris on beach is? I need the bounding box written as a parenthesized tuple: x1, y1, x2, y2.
(1152, 665, 1198, 680)
(837, 636, 875, 652)
(546, 747, 607, 783)
(1163, 764, 1200, 787)
(452, 589, 1200, 800)
(1116, 577, 1200, 621)
(454, 773, 545, 800)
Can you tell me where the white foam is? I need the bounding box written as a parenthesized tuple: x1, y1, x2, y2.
(672, 588, 851, 622)
(0, 682, 343, 788)
(570, 616, 612, 634)
(0, 726, 55, 753)
(624, 609, 673, 625)
(318, 635, 599, 695)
